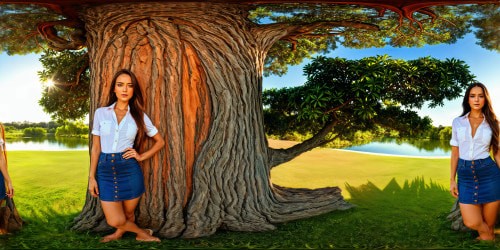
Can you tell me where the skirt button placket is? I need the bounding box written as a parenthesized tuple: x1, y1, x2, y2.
(472, 161, 479, 204)
(112, 154, 118, 200)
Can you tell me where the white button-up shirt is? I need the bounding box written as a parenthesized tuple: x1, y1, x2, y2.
(91, 103, 158, 153)
(450, 112, 496, 160)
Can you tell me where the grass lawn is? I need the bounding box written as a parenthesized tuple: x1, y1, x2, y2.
(1, 143, 495, 249)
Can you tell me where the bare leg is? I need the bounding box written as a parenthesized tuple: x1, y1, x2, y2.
(460, 203, 495, 240)
(101, 199, 160, 242)
(100, 198, 141, 242)
(482, 201, 500, 239)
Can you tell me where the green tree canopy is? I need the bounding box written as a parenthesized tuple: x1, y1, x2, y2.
(263, 55, 475, 139)
(38, 50, 89, 121)
(0, 2, 496, 120)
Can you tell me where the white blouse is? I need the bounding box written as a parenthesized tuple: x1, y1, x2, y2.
(0, 138, 4, 151)
(91, 103, 158, 153)
(450, 112, 496, 160)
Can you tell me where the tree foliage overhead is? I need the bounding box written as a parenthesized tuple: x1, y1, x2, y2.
(468, 4, 500, 51)
(251, 4, 493, 76)
(0, 4, 62, 55)
(38, 49, 89, 121)
(263, 55, 475, 139)
(0, 2, 497, 120)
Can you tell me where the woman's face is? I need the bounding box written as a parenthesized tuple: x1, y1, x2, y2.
(114, 74, 134, 103)
(468, 86, 485, 112)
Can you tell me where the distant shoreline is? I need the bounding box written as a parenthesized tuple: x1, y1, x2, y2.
(332, 148, 450, 159)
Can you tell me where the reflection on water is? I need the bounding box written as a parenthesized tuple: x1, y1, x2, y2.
(344, 137, 451, 157)
(5, 136, 450, 155)
(6, 137, 88, 151)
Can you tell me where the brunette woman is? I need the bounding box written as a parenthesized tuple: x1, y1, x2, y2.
(450, 82, 500, 241)
(88, 69, 164, 242)
(0, 123, 14, 201)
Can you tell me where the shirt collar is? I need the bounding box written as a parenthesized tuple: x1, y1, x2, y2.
(464, 112, 485, 123)
(105, 102, 130, 113)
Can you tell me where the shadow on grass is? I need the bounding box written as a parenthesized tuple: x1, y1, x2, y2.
(337, 176, 494, 249)
(346, 176, 451, 209)
(2, 177, 496, 249)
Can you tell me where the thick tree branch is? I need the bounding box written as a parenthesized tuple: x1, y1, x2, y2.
(36, 19, 85, 51)
(254, 20, 379, 50)
(268, 119, 338, 168)
(259, 20, 379, 38)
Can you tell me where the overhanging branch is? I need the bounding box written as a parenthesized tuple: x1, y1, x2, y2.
(268, 119, 338, 168)
(255, 20, 379, 50)
(37, 19, 85, 51)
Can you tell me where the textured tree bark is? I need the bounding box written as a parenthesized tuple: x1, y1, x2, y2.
(70, 2, 352, 238)
(447, 200, 470, 232)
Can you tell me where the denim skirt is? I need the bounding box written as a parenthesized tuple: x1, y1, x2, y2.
(0, 171, 5, 200)
(457, 157, 500, 204)
(96, 152, 145, 202)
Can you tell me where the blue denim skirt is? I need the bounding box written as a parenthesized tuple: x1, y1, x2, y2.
(457, 157, 500, 204)
(96, 152, 145, 202)
(0, 171, 5, 200)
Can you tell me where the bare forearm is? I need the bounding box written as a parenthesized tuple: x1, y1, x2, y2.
(89, 136, 101, 180)
(450, 147, 459, 181)
(0, 156, 11, 183)
(139, 134, 165, 161)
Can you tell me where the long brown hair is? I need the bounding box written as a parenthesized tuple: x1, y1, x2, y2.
(106, 69, 146, 150)
(460, 82, 499, 154)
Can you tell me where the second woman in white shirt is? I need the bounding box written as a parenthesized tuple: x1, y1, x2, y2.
(450, 82, 500, 241)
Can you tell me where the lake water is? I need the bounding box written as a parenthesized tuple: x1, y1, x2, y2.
(5, 137, 88, 151)
(5, 137, 450, 157)
(344, 138, 451, 157)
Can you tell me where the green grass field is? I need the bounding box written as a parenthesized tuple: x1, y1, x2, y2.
(0, 147, 495, 249)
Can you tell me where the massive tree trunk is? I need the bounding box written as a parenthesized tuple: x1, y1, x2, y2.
(71, 2, 352, 238)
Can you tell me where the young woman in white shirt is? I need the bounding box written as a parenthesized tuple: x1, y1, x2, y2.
(0, 123, 14, 235)
(88, 69, 164, 242)
(450, 82, 500, 241)
(0, 123, 14, 201)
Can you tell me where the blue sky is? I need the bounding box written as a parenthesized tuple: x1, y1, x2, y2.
(0, 33, 499, 126)
(265, 33, 500, 126)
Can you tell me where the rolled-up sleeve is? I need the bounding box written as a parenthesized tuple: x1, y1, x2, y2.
(91, 109, 101, 136)
(144, 113, 158, 137)
(450, 118, 459, 147)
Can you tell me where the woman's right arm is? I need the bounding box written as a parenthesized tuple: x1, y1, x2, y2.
(88, 135, 101, 198)
(0, 146, 13, 198)
(450, 146, 459, 198)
